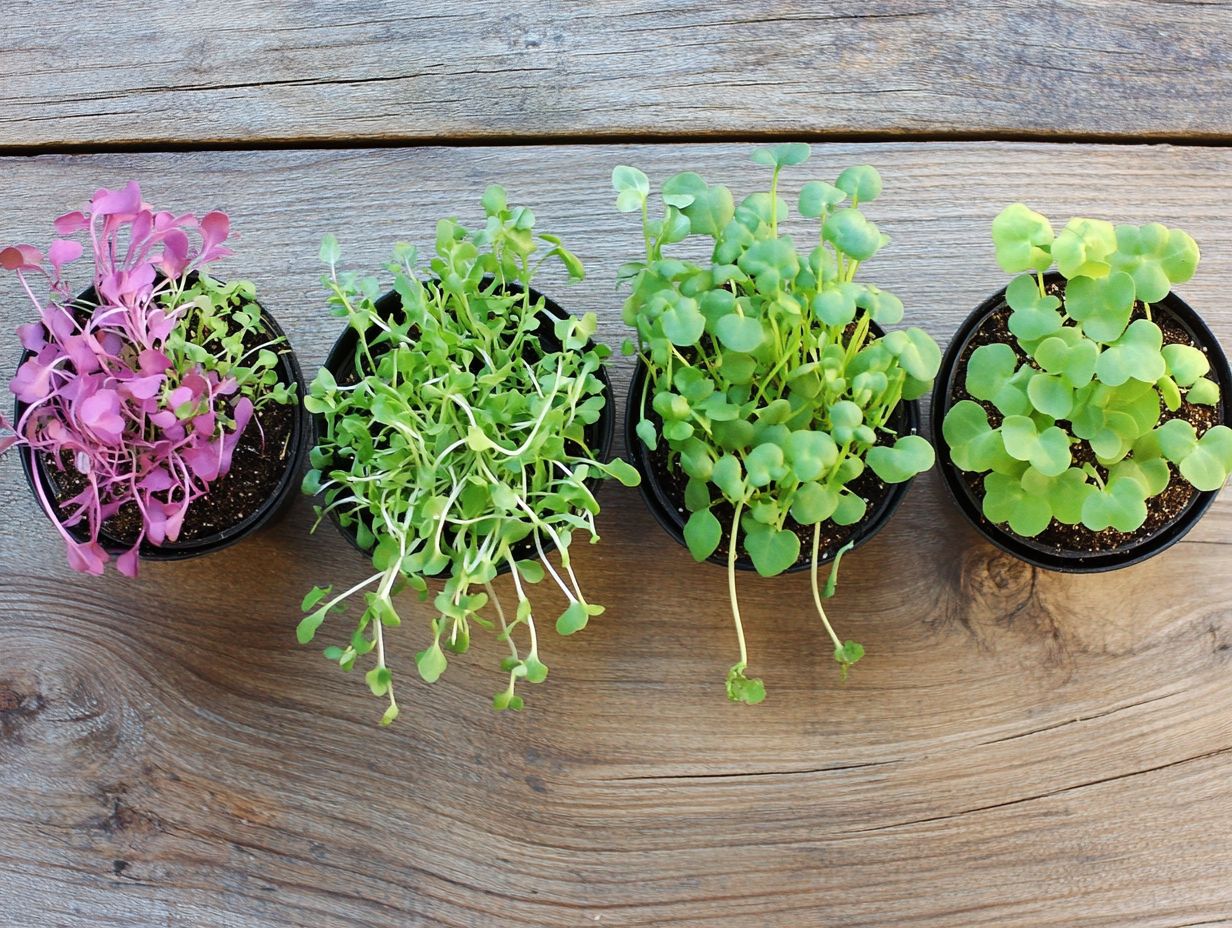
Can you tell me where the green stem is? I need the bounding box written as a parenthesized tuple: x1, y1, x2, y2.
(728, 498, 749, 669)
(810, 525, 843, 652)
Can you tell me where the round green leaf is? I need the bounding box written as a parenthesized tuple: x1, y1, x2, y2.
(659, 299, 706, 346)
(991, 203, 1054, 274)
(798, 181, 846, 218)
(1187, 377, 1221, 406)
(831, 490, 867, 526)
(1081, 477, 1148, 532)
(982, 472, 1053, 537)
(683, 509, 722, 561)
(715, 314, 766, 352)
(745, 442, 787, 487)
(882, 327, 940, 381)
(823, 208, 883, 261)
(1027, 372, 1074, 419)
(790, 482, 840, 523)
(835, 165, 882, 203)
(1006, 274, 1064, 341)
(1052, 217, 1117, 279)
(750, 143, 811, 168)
(1094, 319, 1165, 386)
(1034, 334, 1098, 388)
(812, 285, 859, 326)
(1179, 425, 1232, 491)
(1065, 271, 1135, 344)
(1162, 343, 1209, 387)
(866, 434, 935, 483)
(785, 430, 839, 482)
(1001, 415, 1071, 476)
(743, 523, 801, 577)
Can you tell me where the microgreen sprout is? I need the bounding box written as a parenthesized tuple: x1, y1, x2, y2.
(943, 205, 1231, 538)
(615, 146, 939, 702)
(0, 182, 292, 576)
(300, 187, 639, 724)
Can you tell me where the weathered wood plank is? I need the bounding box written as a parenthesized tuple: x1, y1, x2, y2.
(1, 142, 1230, 927)
(3, 1, 1232, 148)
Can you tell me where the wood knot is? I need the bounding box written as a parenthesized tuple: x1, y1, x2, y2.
(962, 547, 1036, 613)
(0, 686, 21, 712)
(0, 678, 46, 738)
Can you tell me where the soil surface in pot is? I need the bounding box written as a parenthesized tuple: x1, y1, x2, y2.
(949, 283, 1222, 554)
(41, 324, 298, 548)
(642, 402, 905, 569)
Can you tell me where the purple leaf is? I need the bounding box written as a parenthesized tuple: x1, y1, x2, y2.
(139, 349, 172, 375)
(0, 244, 43, 270)
(115, 544, 141, 578)
(92, 181, 143, 217)
(199, 210, 230, 251)
(138, 467, 174, 492)
(159, 229, 190, 278)
(65, 539, 108, 575)
(48, 238, 83, 271)
(10, 353, 58, 403)
(53, 211, 89, 234)
(17, 322, 46, 351)
(0, 414, 17, 455)
(78, 389, 126, 444)
(122, 373, 164, 400)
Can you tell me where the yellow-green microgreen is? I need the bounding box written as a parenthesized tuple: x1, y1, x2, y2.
(299, 187, 639, 724)
(615, 145, 939, 703)
(943, 205, 1231, 538)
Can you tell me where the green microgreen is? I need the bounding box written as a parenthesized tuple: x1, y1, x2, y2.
(944, 205, 1230, 540)
(615, 146, 940, 702)
(300, 187, 638, 724)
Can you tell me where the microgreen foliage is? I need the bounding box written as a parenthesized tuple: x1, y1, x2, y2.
(944, 205, 1230, 539)
(0, 182, 292, 576)
(301, 187, 637, 725)
(615, 146, 939, 702)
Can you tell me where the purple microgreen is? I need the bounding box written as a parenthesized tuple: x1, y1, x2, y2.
(1, 182, 294, 576)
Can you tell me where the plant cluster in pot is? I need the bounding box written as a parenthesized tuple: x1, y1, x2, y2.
(614, 145, 941, 703)
(0, 182, 305, 576)
(934, 204, 1232, 572)
(298, 186, 640, 725)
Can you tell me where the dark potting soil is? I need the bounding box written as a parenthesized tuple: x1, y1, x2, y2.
(42, 329, 297, 548)
(643, 400, 903, 569)
(950, 283, 1222, 554)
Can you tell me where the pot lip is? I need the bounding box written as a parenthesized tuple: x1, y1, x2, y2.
(623, 322, 922, 575)
(14, 279, 309, 561)
(311, 282, 617, 563)
(930, 271, 1232, 573)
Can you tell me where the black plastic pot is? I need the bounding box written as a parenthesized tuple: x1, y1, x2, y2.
(312, 284, 616, 563)
(931, 272, 1232, 572)
(624, 323, 923, 573)
(14, 284, 309, 561)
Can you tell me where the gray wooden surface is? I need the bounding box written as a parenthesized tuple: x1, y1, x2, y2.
(1, 143, 1230, 927)
(3, 1, 1232, 149)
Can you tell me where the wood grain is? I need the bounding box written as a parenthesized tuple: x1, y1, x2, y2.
(4, 1, 1232, 149)
(1, 143, 1230, 927)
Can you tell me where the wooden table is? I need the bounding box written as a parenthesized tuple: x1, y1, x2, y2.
(2, 5, 1231, 926)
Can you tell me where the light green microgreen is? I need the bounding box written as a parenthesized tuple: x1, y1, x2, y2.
(300, 187, 638, 724)
(945, 205, 1228, 540)
(616, 148, 939, 702)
